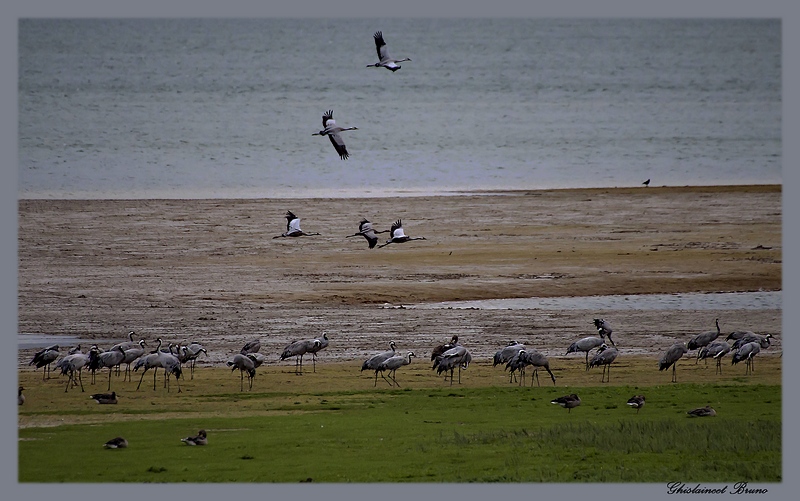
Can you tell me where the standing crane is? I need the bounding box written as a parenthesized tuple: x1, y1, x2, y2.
(306, 332, 329, 373)
(593, 318, 616, 347)
(361, 341, 398, 386)
(698, 340, 731, 374)
(434, 345, 472, 385)
(377, 352, 415, 387)
(280, 339, 321, 375)
(658, 342, 688, 383)
(731, 341, 761, 375)
(565, 336, 605, 371)
(589, 344, 619, 383)
(227, 353, 256, 391)
(687, 318, 721, 363)
(29, 345, 60, 380)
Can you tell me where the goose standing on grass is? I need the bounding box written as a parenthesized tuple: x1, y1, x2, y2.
(227, 353, 256, 391)
(378, 219, 426, 248)
(181, 429, 208, 446)
(312, 109, 357, 160)
(658, 342, 688, 383)
(346, 219, 389, 249)
(687, 405, 716, 417)
(29, 345, 60, 380)
(565, 336, 605, 371)
(104, 437, 128, 449)
(377, 352, 415, 387)
(551, 394, 581, 413)
(367, 31, 411, 72)
(589, 344, 619, 383)
(273, 210, 321, 238)
(361, 341, 398, 386)
(627, 395, 645, 413)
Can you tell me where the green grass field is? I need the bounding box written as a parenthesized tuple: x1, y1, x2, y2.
(18, 356, 781, 483)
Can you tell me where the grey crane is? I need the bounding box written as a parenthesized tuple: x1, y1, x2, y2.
(56, 351, 91, 392)
(366, 31, 411, 72)
(687, 405, 716, 417)
(181, 429, 208, 446)
(507, 349, 556, 387)
(90, 391, 118, 404)
(90, 345, 127, 391)
(361, 341, 398, 386)
(627, 395, 645, 413)
(306, 332, 329, 373)
(378, 219, 426, 248)
(431, 335, 459, 363)
(698, 340, 731, 375)
(589, 344, 619, 383)
(273, 210, 321, 238)
(725, 330, 755, 343)
(134, 351, 162, 391)
(565, 336, 605, 371)
(29, 344, 60, 380)
(434, 345, 472, 385)
(312, 110, 357, 160)
(155, 346, 183, 393)
(377, 351, 415, 387)
(280, 338, 321, 375)
(687, 318, 721, 363)
(119, 340, 147, 382)
(731, 341, 760, 375)
(593, 318, 616, 347)
(551, 394, 581, 413)
(731, 332, 772, 351)
(227, 353, 256, 391)
(493, 341, 525, 367)
(67, 344, 82, 355)
(179, 342, 207, 379)
(658, 342, 688, 383)
(110, 331, 139, 352)
(18, 386, 25, 406)
(246, 352, 268, 368)
(104, 436, 128, 449)
(346, 218, 389, 249)
(240, 339, 261, 355)
(133, 338, 181, 391)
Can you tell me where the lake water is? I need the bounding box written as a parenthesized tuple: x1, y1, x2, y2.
(17, 18, 781, 199)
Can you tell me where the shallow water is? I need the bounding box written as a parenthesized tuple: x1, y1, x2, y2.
(410, 291, 782, 311)
(18, 334, 120, 350)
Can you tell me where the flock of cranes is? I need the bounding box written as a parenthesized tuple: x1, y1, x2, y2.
(23, 316, 775, 401)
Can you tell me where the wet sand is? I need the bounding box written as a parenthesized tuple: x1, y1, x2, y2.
(17, 185, 782, 366)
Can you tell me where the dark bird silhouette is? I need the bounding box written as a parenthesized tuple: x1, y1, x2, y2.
(367, 31, 411, 72)
(593, 318, 615, 347)
(434, 345, 472, 385)
(361, 341, 397, 386)
(346, 218, 389, 249)
(104, 436, 128, 449)
(687, 318, 721, 363)
(551, 394, 581, 413)
(274, 211, 320, 238)
(378, 220, 426, 248)
(312, 109, 357, 159)
(29, 345, 60, 380)
(181, 429, 208, 446)
(565, 336, 604, 371)
(627, 395, 645, 413)
(90, 391, 118, 404)
(687, 405, 716, 417)
(493, 341, 525, 367)
(698, 340, 731, 374)
(659, 342, 688, 383)
(642, 179, 650, 187)
(589, 344, 619, 383)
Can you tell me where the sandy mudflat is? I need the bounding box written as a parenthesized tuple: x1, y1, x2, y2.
(17, 185, 782, 367)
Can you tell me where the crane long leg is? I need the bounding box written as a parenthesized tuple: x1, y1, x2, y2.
(584, 353, 590, 371)
(136, 368, 147, 390)
(107, 367, 113, 391)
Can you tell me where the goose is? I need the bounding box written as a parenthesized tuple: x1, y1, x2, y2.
(90, 391, 118, 404)
(312, 109, 357, 160)
(627, 395, 646, 413)
(103, 436, 128, 449)
(551, 394, 581, 413)
(378, 219, 426, 248)
(367, 31, 410, 72)
(181, 429, 208, 446)
(273, 210, 320, 238)
(346, 219, 389, 249)
(687, 405, 716, 417)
